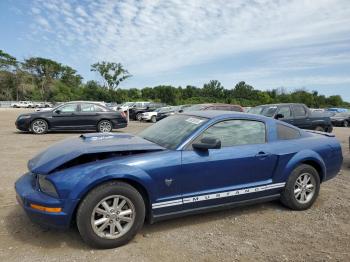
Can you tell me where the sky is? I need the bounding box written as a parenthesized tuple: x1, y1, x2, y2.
(1, 0, 350, 101)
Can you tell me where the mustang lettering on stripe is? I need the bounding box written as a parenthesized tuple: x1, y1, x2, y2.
(152, 182, 285, 209)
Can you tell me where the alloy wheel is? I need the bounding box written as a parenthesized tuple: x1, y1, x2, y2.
(99, 121, 112, 132)
(91, 195, 135, 239)
(32, 120, 47, 134)
(294, 173, 316, 204)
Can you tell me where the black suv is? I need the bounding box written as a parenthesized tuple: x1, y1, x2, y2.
(249, 103, 333, 132)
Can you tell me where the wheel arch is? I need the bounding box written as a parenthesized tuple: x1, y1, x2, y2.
(300, 159, 325, 182)
(284, 150, 326, 183)
(70, 177, 152, 226)
(30, 117, 50, 129)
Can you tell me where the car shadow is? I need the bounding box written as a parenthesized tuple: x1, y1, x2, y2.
(4, 206, 89, 250)
(5, 200, 286, 250)
(141, 200, 287, 235)
(13, 130, 125, 135)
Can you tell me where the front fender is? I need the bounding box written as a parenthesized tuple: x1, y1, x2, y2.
(281, 149, 326, 182)
(50, 162, 154, 203)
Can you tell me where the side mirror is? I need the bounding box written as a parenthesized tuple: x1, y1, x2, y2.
(275, 113, 284, 119)
(192, 137, 221, 150)
(55, 109, 61, 114)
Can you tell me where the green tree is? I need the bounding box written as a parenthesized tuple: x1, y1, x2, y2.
(23, 57, 62, 100)
(202, 80, 224, 99)
(91, 61, 131, 90)
(0, 50, 17, 70)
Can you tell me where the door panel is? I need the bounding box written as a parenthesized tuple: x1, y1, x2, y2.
(276, 105, 295, 126)
(180, 144, 278, 209)
(179, 119, 278, 210)
(51, 103, 79, 128)
(75, 103, 105, 127)
(292, 105, 312, 129)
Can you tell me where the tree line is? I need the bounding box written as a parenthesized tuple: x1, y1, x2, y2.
(0, 49, 348, 108)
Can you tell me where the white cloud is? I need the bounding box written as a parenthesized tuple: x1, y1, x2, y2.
(28, 0, 350, 80)
(36, 16, 50, 30)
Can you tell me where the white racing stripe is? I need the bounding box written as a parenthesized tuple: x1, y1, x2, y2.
(152, 182, 285, 209)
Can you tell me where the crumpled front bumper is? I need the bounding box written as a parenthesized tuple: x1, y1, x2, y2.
(15, 172, 77, 229)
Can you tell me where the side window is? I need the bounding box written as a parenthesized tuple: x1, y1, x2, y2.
(194, 120, 266, 147)
(277, 106, 292, 118)
(81, 104, 105, 112)
(59, 103, 78, 113)
(277, 124, 301, 140)
(293, 105, 307, 117)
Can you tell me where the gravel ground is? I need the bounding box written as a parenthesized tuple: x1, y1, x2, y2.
(0, 108, 349, 262)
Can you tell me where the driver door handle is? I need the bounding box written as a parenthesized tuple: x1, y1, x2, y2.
(255, 151, 271, 159)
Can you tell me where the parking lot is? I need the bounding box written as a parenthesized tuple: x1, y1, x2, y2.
(0, 108, 349, 261)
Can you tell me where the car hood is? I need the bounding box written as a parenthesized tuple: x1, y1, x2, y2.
(28, 133, 165, 174)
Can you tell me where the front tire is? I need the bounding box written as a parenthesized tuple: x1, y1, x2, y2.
(31, 119, 48, 134)
(97, 120, 112, 133)
(280, 164, 320, 210)
(151, 116, 156, 123)
(343, 121, 348, 127)
(76, 181, 145, 249)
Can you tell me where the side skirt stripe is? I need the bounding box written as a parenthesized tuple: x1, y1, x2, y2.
(152, 182, 285, 209)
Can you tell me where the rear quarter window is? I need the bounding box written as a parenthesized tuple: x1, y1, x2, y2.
(277, 124, 301, 140)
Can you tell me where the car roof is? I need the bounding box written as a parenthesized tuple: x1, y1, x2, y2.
(182, 110, 270, 121)
(255, 103, 305, 107)
(192, 103, 241, 107)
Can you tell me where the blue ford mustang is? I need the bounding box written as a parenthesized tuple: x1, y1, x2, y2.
(15, 111, 343, 248)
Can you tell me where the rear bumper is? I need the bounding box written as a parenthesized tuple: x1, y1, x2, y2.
(112, 120, 127, 129)
(15, 173, 76, 229)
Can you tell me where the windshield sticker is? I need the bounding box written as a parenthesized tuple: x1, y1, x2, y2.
(186, 117, 204, 125)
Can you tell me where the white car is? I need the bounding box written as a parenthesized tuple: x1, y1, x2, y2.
(141, 106, 174, 122)
(11, 101, 34, 108)
(141, 111, 158, 122)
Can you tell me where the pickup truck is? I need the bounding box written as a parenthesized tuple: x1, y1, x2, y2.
(249, 103, 333, 133)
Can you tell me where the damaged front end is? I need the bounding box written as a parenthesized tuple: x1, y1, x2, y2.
(28, 133, 165, 174)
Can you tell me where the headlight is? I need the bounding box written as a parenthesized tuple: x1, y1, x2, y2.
(18, 115, 31, 120)
(37, 175, 59, 198)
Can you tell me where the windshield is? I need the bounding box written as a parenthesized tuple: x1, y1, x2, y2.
(249, 106, 277, 117)
(139, 114, 208, 149)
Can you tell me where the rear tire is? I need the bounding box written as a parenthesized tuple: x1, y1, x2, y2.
(97, 120, 112, 133)
(314, 126, 325, 132)
(76, 181, 145, 249)
(31, 119, 48, 134)
(344, 121, 348, 127)
(136, 113, 142, 121)
(151, 116, 156, 123)
(280, 164, 320, 210)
